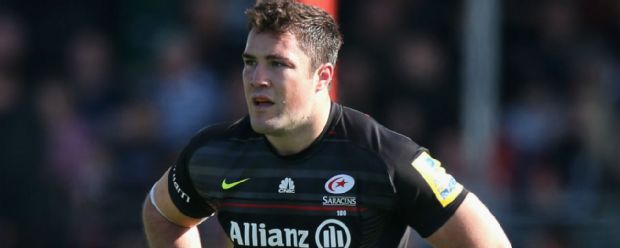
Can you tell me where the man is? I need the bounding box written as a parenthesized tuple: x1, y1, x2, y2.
(142, 0, 511, 247)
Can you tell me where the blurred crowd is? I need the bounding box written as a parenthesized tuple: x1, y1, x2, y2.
(0, 0, 619, 247)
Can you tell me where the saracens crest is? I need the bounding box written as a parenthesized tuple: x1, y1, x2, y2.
(324, 174, 355, 194)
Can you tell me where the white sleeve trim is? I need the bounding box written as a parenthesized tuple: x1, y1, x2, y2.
(149, 183, 178, 225)
(148, 183, 209, 226)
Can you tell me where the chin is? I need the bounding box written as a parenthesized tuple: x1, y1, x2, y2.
(249, 118, 283, 135)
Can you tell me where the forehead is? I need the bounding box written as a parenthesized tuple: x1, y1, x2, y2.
(244, 30, 309, 62)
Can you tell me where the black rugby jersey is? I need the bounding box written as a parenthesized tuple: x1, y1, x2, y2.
(168, 103, 468, 248)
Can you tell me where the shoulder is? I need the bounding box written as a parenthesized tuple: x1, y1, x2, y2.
(190, 116, 253, 145)
(337, 105, 421, 164)
(178, 116, 255, 160)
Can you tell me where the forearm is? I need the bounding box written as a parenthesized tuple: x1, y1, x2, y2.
(142, 197, 202, 248)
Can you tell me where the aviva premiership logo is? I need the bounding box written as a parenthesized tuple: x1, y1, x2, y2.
(411, 152, 463, 207)
(229, 219, 351, 248)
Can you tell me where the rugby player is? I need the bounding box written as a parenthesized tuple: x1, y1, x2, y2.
(142, 0, 511, 247)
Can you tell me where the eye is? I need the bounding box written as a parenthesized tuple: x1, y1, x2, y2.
(243, 59, 256, 66)
(271, 61, 288, 68)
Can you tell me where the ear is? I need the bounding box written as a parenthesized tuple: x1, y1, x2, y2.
(315, 63, 334, 92)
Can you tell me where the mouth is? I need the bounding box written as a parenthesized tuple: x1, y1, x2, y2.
(252, 95, 275, 108)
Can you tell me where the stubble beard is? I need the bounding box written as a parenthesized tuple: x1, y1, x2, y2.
(250, 110, 311, 138)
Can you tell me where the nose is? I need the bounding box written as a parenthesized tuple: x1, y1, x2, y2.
(250, 64, 271, 88)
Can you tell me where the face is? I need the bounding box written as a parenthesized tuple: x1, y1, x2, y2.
(242, 30, 320, 136)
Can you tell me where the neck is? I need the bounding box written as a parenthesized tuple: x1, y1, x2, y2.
(266, 98, 331, 156)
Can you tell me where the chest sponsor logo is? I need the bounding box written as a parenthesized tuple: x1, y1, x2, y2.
(324, 174, 355, 194)
(278, 177, 295, 193)
(316, 219, 351, 248)
(229, 219, 350, 248)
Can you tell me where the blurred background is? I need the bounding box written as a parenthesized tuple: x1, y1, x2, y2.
(0, 0, 619, 247)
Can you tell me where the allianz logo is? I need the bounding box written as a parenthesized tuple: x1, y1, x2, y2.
(229, 219, 351, 248)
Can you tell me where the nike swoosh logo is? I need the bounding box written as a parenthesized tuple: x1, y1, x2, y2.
(221, 178, 250, 190)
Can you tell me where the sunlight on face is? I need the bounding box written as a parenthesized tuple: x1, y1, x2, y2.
(242, 30, 319, 136)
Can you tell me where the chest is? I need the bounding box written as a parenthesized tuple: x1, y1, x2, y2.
(189, 142, 399, 247)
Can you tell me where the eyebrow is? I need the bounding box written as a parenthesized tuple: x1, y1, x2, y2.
(242, 53, 255, 59)
(242, 53, 294, 65)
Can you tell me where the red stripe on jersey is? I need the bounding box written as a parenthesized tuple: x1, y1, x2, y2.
(220, 202, 367, 212)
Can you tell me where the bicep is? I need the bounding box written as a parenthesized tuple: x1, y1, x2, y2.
(142, 170, 205, 248)
(425, 193, 511, 248)
(142, 193, 202, 248)
(394, 151, 468, 237)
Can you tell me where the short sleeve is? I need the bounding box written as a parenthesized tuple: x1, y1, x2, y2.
(393, 149, 468, 237)
(167, 132, 217, 219)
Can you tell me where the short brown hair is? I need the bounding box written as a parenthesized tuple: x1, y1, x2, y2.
(245, 0, 343, 70)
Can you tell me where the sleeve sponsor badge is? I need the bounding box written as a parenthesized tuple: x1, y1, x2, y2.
(411, 152, 463, 207)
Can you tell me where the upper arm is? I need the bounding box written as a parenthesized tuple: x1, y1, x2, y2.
(142, 170, 205, 248)
(149, 169, 206, 227)
(392, 150, 468, 237)
(390, 149, 510, 247)
(426, 193, 511, 248)
(147, 124, 230, 227)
